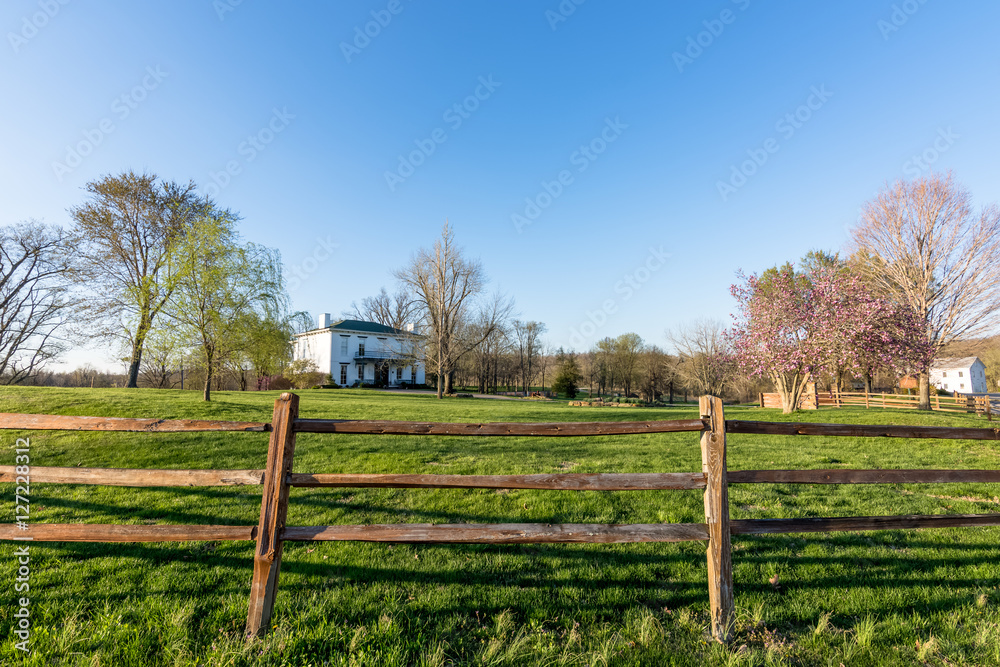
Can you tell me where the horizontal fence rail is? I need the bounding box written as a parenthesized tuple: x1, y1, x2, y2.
(2, 395, 1000, 644)
(0, 523, 256, 542)
(288, 472, 707, 490)
(728, 468, 1000, 484)
(0, 466, 265, 486)
(294, 418, 707, 436)
(282, 523, 710, 543)
(727, 420, 1000, 441)
(0, 413, 269, 432)
(731, 513, 1000, 534)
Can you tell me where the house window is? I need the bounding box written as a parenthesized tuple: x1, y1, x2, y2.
(396, 366, 403, 380)
(340, 336, 349, 355)
(340, 365, 348, 385)
(410, 366, 415, 382)
(958, 371, 964, 377)
(942, 371, 947, 377)
(960, 383, 965, 390)
(358, 363, 365, 380)
(358, 342, 365, 357)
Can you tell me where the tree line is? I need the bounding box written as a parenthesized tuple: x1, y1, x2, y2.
(4, 170, 997, 408)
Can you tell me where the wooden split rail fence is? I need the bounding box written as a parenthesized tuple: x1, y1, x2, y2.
(819, 390, 994, 418)
(3, 394, 1000, 642)
(762, 387, 995, 418)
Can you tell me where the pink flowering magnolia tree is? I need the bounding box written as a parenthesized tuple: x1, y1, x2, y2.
(729, 265, 931, 413)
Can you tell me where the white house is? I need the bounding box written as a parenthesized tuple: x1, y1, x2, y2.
(929, 357, 988, 394)
(292, 315, 425, 387)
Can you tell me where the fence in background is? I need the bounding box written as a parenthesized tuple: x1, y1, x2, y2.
(2, 395, 1000, 642)
(819, 390, 993, 419)
(762, 387, 993, 419)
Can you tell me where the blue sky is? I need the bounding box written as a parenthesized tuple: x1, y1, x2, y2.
(3, 1, 999, 370)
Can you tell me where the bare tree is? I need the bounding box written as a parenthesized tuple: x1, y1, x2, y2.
(0, 222, 75, 384)
(637, 345, 671, 403)
(537, 345, 554, 393)
(667, 318, 733, 397)
(512, 320, 547, 395)
(465, 317, 513, 393)
(850, 172, 1000, 408)
(444, 290, 514, 394)
(591, 338, 615, 396)
(395, 223, 512, 398)
(70, 171, 218, 388)
(345, 286, 418, 329)
(138, 329, 180, 389)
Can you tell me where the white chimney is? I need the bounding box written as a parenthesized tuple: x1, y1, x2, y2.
(317, 313, 332, 328)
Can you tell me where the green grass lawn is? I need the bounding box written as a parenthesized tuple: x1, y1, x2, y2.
(1, 387, 999, 666)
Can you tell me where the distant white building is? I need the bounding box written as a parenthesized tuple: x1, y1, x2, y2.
(930, 357, 988, 394)
(292, 315, 424, 387)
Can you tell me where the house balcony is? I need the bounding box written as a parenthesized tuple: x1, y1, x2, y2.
(353, 350, 408, 362)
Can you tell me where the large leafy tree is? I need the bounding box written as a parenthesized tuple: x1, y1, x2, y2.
(168, 215, 286, 401)
(70, 171, 216, 387)
(230, 306, 311, 391)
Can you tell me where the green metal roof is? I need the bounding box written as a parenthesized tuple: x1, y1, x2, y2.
(325, 319, 413, 336)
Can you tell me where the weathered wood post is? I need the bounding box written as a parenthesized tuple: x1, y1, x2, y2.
(700, 395, 734, 643)
(246, 392, 299, 638)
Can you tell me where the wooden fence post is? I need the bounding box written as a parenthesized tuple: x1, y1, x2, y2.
(700, 395, 734, 643)
(246, 392, 299, 638)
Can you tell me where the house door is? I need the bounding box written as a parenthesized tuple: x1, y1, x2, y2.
(377, 364, 389, 387)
